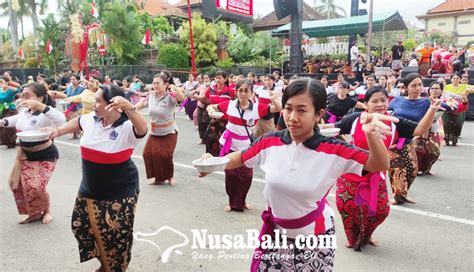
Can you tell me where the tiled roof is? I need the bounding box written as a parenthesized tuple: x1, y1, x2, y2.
(136, 0, 187, 17)
(428, 0, 474, 14)
(253, 2, 325, 31)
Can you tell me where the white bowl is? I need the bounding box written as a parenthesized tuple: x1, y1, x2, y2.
(209, 112, 224, 119)
(320, 128, 340, 137)
(17, 130, 52, 142)
(192, 157, 230, 173)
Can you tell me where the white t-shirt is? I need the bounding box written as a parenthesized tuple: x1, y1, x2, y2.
(241, 130, 368, 238)
(350, 46, 359, 60)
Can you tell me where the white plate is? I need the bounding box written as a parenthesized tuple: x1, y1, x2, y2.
(209, 112, 224, 119)
(320, 128, 340, 137)
(17, 130, 52, 142)
(192, 157, 230, 173)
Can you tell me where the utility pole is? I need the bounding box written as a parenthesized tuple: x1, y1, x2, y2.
(367, 0, 374, 62)
(289, 0, 303, 75)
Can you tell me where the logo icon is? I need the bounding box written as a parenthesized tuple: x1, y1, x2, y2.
(134, 226, 190, 263)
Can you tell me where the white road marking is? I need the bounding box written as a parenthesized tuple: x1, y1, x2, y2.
(455, 143, 474, 147)
(55, 140, 474, 226)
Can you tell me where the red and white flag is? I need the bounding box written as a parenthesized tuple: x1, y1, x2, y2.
(141, 29, 151, 45)
(45, 40, 53, 55)
(17, 47, 24, 59)
(91, 0, 99, 18)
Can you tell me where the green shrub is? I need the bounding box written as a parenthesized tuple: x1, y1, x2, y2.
(157, 44, 190, 69)
(215, 58, 235, 68)
(23, 57, 39, 68)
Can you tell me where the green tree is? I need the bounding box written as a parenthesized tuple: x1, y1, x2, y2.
(180, 14, 217, 67)
(101, 0, 144, 64)
(39, 14, 67, 72)
(157, 43, 189, 68)
(314, 0, 346, 19)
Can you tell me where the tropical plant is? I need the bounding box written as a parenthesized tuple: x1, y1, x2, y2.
(157, 43, 190, 69)
(2, 0, 20, 52)
(215, 58, 235, 68)
(23, 0, 49, 53)
(426, 29, 457, 46)
(23, 57, 39, 68)
(101, 0, 144, 64)
(314, 0, 347, 19)
(39, 14, 68, 72)
(180, 14, 218, 67)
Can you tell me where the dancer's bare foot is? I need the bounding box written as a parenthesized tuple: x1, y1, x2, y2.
(19, 213, 43, 224)
(405, 197, 416, 204)
(426, 171, 434, 176)
(42, 213, 53, 224)
(345, 242, 353, 248)
(245, 203, 252, 210)
(169, 178, 177, 186)
(390, 199, 402, 205)
(224, 205, 232, 212)
(368, 237, 379, 247)
(149, 180, 165, 185)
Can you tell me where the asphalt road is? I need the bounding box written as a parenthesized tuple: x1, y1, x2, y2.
(1, 110, 473, 272)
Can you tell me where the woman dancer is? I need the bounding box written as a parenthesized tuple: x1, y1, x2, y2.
(415, 81, 457, 174)
(323, 81, 365, 123)
(324, 86, 440, 250)
(49, 84, 147, 271)
(0, 83, 65, 224)
(442, 73, 469, 145)
(387, 73, 440, 204)
(207, 79, 281, 212)
(0, 75, 20, 148)
(199, 78, 397, 271)
(193, 74, 212, 144)
(196, 70, 236, 156)
(135, 71, 185, 186)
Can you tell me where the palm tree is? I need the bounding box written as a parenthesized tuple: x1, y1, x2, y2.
(314, 0, 347, 19)
(23, 0, 48, 51)
(4, 0, 20, 53)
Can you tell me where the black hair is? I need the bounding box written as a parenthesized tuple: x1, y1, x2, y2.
(0, 75, 10, 83)
(428, 81, 444, 98)
(282, 78, 327, 112)
(236, 79, 253, 92)
(364, 85, 389, 102)
(377, 74, 388, 81)
(123, 77, 132, 83)
(266, 74, 275, 81)
(321, 75, 328, 79)
(26, 83, 54, 106)
(273, 70, 281, 76)
(451, 72, 462, 80)
(50, 83, 59, 91)
(337, 73, 344, 77)
(71, 75, 80, 81)
(38, 73, 46, 79)
(43, 78, 52, 86)
(403, 73, 421, 87)
(156, 70, 174, 85)
(100, 84, 128, 118)
(215, 70, 229, 86)
(63, 69, 69, 73)
(339, 81, 350, 89)
(247, 72, 256, 78)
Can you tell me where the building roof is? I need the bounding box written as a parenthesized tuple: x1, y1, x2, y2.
(428, 0, 474, 14)
(174, 0, 202, 8)
(136, 0, 187, 17)
(417, 0, 474, 19)
(253, 2, 325, 31)
(272, 11, 407, 38)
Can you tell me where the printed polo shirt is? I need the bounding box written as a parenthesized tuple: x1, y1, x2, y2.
(217, 100, 269, 151)
(78, 112, 145, 200)
(241, 129, 369, 238)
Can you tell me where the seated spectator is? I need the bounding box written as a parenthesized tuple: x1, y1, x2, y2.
(428, 55, 447, 77)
